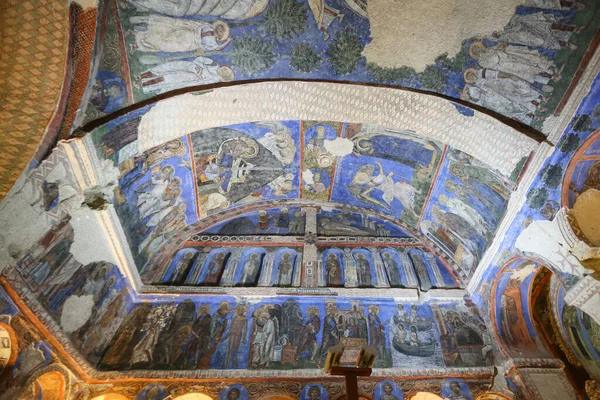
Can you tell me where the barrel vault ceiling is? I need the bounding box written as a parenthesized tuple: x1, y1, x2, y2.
(0, 0, 599, 399)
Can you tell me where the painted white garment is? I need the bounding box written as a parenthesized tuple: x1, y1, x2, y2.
(141, 57, 221, 95)
(476, 69, 540, 105)
(443, 196, 489, 236)
(502, 12, 572, 49)
(375, 173, 417, 211)
(478, 45, 553, 83)
(134, 15, 219, 53)
(130, 0, 265, 19)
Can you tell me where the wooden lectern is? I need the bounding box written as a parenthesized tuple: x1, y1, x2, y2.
(323, 341, 376, 400)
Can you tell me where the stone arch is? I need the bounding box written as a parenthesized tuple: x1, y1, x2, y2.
(489, 257, 551, 359)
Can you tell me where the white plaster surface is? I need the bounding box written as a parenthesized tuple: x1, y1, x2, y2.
(364, 0, 521, 72)
(69, 206, 121, 267)
(514, 215, 589, 277)
(324, 137, 354, 157)
(60, 294, 94, 333)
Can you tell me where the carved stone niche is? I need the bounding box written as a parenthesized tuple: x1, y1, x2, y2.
(515, 207, 600, 324)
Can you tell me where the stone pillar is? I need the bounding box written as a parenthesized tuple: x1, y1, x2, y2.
(301, 207, 318, 287)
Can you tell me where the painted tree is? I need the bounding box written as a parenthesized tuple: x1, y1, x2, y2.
(290, 43, 321, 73)
(559, 133, 581, 153)
(262, 0, 308, 41)
(540, 164, 563, 189)
(572, 114, 592, 132)
(326, 28, 363, 75)
(526, 187, 549, 210)
(367, 63, 415, 84)
(435, 48, 468, 73)
(229, 34, 276, 75)
(419, 64, 446, 92)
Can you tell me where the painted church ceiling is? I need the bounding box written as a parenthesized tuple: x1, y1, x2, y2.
(89, 118, 515, 285)
(81, 0, 600, 133)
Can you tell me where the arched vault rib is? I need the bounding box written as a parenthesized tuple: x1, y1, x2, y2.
(142, 200, 464, 286)
(84, 81, 542, 179)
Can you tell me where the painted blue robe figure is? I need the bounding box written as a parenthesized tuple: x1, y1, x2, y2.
(318, 306, 339, 367)
(296, 307, 320, 362)
(218, 149, 234, 192)
(368, 305, 388, 359)
(276, 208, 290, 233)
(198, 302, 231, 368)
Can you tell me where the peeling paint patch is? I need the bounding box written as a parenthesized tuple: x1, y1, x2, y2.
(60, 294, 94, 333)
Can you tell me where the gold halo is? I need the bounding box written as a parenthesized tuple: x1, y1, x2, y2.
(463, 67, 478, 84)
(212, 20, 230, 41)
(219, 66, 235, 82)
(468, 41, 486, 59)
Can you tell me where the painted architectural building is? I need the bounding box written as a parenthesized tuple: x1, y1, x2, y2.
(0, 0, 599, 398)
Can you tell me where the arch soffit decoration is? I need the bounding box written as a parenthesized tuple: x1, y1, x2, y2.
(488, 257, 548, 357)
(87, 81, 540, 180)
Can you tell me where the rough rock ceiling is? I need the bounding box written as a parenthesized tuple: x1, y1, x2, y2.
(81, 0, 600, 133)
(1, 0, 600, 398)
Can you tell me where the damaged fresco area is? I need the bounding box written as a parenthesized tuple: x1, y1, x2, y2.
(92, 117, 516, 279)
(83, 0, 600, 130)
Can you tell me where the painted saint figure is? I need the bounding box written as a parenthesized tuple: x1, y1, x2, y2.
(124, 0, 269, 20)
(382, 252, 402, 287)
(469, 41, 555, 84)
(251, 311, 276, 368)
(226, 305, 248, 369)
(203, 252, 228, 285)
(325, 253, 343, 287)
(296, 307, 320, 362)
(500, 277, 538, 356)
(127, 16, 233, 54)
(409, 253, 433, 292)
(380, 382, 401, 400)
(318, 305, 339, 367)
(240, 253, 262, 286)
(185, 305, 211, 368)
(355, 253, 373, 287)
(171, 252, 196, 283)
(368, 305, 388, 359)
(135, 57, 234, 95)
(277, 252, 294, 286)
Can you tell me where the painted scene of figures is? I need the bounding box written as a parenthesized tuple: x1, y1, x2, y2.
(85, 0, 600, 132)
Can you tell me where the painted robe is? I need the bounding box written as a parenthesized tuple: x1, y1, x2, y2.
(477, 44, 553, 84)
(139, 57, 222, 95)
(129, 0, 267, 19)
(500, 282, 538, 356)
(133, 15, 220, 53)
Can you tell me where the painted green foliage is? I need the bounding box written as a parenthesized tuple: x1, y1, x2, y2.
(262, 0, 309, 40)
(291, 42, 321, 73)
(230, 35, 277, 75)
(326, 28, 363, 75)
